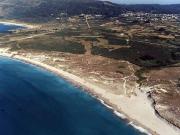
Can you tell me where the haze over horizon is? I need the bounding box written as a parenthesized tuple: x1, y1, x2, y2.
(108, 0, 180, 4)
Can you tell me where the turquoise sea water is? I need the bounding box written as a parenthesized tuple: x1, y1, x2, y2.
(0, 24, 146, 135)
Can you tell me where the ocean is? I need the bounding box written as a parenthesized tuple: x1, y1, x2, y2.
(0, 23, 24, 33)
(0, 24, 146, 135)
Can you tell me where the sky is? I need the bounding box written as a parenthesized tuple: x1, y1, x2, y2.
(109, 0, 180, 4)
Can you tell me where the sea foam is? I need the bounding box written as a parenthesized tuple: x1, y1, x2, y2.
(98, 98, 113, 109)
(97, 98, 127, 119)
(114, 110, 127, 119)
(129, 122, 152, 135)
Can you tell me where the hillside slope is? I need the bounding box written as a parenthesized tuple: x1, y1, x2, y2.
(0, 0, 180, 19)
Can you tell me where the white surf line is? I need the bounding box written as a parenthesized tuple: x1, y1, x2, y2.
(1, 52, 179, 135)
(0, 22, 25, 26)
(97, 96, 152, 135)
(114, 110, 127, 119)
(0, 21, 34, 29)
(5, 53, 152, 135)
(97, 97, 127, 119)
(84, 88, 151, 134)
(128, 122, 152, 135)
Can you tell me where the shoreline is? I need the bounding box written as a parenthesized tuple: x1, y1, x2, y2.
(0, 54, 153, 135)
(96, 97, 151, 135)
(0, 20, 38, 29)
(0, 53, 180, 135)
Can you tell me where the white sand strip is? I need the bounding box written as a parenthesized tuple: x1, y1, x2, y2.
(0, 53, 179, 135)
(0, 21, 37, 29)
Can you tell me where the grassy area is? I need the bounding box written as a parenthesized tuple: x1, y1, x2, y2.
(102, 33, 128, 46)
(80, 37, 99, 42)
(92, 42, 176, 67)
(11, 36, 86, 54)
(54, 31, 81, 37)
(53, 29, 84, 37)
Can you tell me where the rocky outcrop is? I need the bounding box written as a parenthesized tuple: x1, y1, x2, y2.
(144, 67, 180, 129)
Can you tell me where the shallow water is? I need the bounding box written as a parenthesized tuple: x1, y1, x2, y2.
(0, 23, 23, 33)
(0, 57, 146, 135)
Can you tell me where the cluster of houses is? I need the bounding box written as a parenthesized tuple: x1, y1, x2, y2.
(121, 12, 179, 23)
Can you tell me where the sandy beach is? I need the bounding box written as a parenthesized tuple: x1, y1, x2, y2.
(0, 51, 179, 135)
(0, 20, 38, 29)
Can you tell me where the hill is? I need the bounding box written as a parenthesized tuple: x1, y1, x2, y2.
(0, 0, 180, 19)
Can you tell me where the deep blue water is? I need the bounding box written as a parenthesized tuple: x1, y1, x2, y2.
(0, 23, 23, 33)
(0, 57, 146, 135)
(0, 24, 145, 135)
